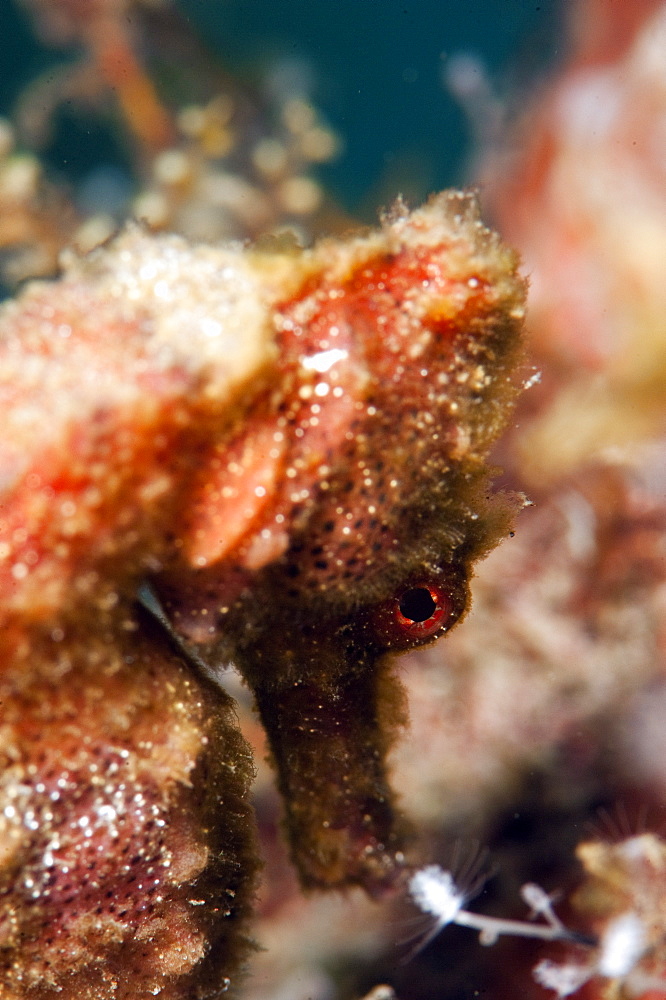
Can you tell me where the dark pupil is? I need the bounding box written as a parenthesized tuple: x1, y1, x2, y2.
(399, 587, 436, 622)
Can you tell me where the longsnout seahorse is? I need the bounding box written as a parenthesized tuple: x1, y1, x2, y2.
(0, 191, 525, 997)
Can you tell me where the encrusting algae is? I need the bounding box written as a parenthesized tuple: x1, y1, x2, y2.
(0, 192, 525, 996)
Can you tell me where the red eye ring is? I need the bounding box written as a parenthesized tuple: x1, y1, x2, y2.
(370, 573, 464, 650)
(394, 583, 453, 639)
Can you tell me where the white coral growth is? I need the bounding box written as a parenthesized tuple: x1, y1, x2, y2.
(407, 861, 577, 952)
(408, 835, 666, 997)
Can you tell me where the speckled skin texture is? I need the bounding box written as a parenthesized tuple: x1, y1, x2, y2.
(0, 230, 270, 997)
(0, 620, 257, 999)
(0, 192, 525, 994)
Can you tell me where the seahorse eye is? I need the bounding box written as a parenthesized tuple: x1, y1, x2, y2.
(395, 584, 452, 639)
(370, 574, 465, 650)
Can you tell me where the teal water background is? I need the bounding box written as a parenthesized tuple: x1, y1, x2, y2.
(0, 0, 562, 214)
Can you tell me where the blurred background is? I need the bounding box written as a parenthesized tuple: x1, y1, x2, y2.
(0, 0, 563, 219)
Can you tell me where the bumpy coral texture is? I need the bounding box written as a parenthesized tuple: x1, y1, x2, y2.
(533, 833, 666, 999)
(575, 834, 666, 997)
(0, 192, 524, 995)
